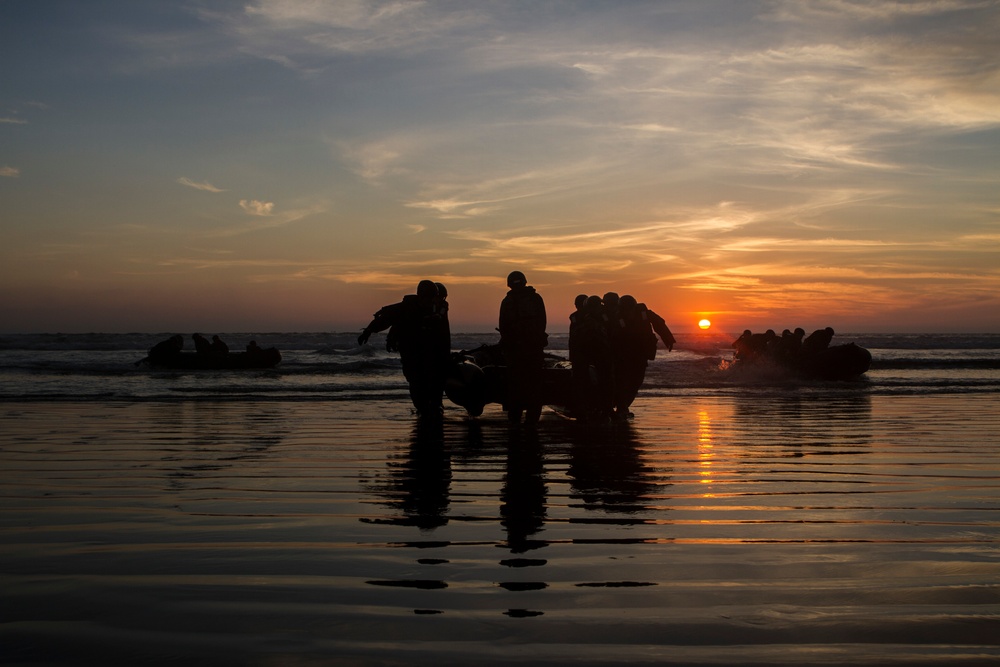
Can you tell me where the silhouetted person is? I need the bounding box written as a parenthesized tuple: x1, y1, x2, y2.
(732, 329, 754, 361)
(359, 280, 451, 417)
(210, 335, 229, 354)
(602, 292, 621, 343)
(568, 294, 589, 415)
(192, 333, 211, 354)
(569, 295, 614, 420)
(434, 282, 451, 342)
(611, 295, 653, 419)
(498, 271, 547, 424)
(246, 340, 262, 355)
(641, 303, 675, 354)
(802, 327, 835, 356)
(148, 334, 183, 361)
(773, 327, 805, 366)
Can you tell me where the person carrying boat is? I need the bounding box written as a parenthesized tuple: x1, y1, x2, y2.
(358, 280, 451, 418)
(498, 270, 547, 425)
(609, 296, 660, 419)
(641, 303, 675, 354)
(569, 295, 614, 421)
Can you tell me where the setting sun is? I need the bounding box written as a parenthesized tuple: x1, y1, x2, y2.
(698, 319, 712, 330)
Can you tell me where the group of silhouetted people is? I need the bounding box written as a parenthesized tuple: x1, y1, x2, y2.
(358, 272, 554, 424)
(732, 326, 836, 367)
(147, 333, 266, 362)
(358, 273, 675, 424)
(569, 291, 675, 422)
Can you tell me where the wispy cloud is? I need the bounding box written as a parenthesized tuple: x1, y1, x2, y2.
(0, 166, 19, 178)
(0, 117, 28, 125)
(177, 177, 226, 192)
(239, 199, 275, 216)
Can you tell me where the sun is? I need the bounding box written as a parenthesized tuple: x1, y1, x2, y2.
(698, 319, 712, 330)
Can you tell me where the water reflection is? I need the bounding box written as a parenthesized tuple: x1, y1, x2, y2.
(697, 408, 718, 494)
(144, 402, 289, 490)
(731, 390, 874, 453)
(567, 423, 656, 514)
(363, 417, 452, 530)
(500, 430, 547, 553)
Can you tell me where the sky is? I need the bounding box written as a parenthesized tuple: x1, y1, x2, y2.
(2, 0, 999, 334)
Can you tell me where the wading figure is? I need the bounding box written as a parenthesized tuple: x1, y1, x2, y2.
(498, 271, 547, 424)
(605, 295, 675, 420)
(359, 280, 451, 418)
(569, 295, 614, 421)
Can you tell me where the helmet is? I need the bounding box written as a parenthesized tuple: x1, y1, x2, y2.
(417, 280, 437, 298)
(506, 271, 527, 288)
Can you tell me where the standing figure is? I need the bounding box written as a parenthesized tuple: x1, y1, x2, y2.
(611, 295, 651, 419)
(359, 280, 451, 418)
(569, 295, 614, 421)
(498, 271, 547, 424)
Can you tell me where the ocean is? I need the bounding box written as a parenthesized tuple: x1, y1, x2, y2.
(2, 331, 999, 665)
(2, 331, 999, 403)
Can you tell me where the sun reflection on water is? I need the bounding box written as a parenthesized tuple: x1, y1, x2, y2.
(697, 408, 716, 496)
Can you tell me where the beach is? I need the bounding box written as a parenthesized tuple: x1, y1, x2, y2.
(3, 392, 999, 665)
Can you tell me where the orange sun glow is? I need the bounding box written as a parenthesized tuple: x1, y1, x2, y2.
(698, 319, 712, 330)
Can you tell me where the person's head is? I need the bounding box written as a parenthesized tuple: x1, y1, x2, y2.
(506, 271, 527, 288)
(619, 294, 637, 311)
(603, 292, 619, 307)
(574, 294, 588, 310)
(585, 295, 603, 312)
(435, 282, 448, 299)
(417, 280, 437, 299)
(794, 328, 805, 337)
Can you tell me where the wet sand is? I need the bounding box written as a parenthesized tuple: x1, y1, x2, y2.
(2, 394, 1000, 665)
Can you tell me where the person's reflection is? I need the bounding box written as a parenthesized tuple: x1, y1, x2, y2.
(500, 430, 547, 553)
(365, 417, 452, 530)
(568, 423, 656, 514)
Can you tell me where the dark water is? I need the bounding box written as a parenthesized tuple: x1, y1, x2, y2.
(2, 390, 999, 665)
(1, 332, 999, 402)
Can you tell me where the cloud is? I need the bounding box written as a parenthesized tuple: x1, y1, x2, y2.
(0, 117, 28, 124)
(337, 138, 408, 182)
(234, 0, 486, 62)
(177, 177, 226, 192)
(0, 166, 19, 178)
(239, 199, 275, 216)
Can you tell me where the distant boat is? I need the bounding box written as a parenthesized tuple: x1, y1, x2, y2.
(730, 341, 872, 381)
(137, 348, 282, 370)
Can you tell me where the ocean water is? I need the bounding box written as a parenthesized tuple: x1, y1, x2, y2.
(1, 331, 998, 403)
(3, 332, 1000, 665)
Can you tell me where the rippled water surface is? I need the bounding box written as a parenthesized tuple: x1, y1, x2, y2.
(2, 394, 1000, 665)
